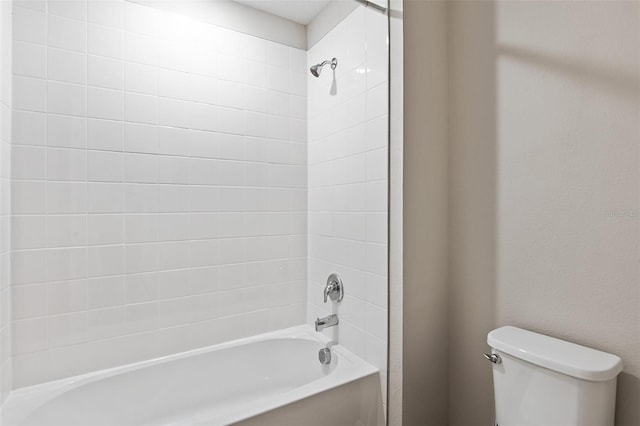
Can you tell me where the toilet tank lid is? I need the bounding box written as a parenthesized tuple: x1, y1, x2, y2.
(487, 326, 623, 382)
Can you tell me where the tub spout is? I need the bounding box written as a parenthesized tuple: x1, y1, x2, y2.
(315, 314, 339, 331)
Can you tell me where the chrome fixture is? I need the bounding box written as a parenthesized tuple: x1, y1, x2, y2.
(324, 273, 344, 303)
(315, 314, 339, 331)
(483, 353, 502, 364)
(318, 347, 332, 365)
(310, 58, 338, 77)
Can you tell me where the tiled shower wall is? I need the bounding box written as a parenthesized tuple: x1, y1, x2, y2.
(307, 6, 389, 397)
(10, 0, 307, 388)
(0, 0, 13, 403)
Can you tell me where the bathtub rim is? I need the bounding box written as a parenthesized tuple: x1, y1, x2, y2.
(1, 324, 379, 426)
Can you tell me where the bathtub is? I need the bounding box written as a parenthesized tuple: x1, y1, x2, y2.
(1, 325, 383, 426)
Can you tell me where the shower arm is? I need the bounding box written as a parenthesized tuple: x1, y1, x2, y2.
(321, 58, 338, 70)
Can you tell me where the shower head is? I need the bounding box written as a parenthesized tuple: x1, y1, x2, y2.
(310, 58, 338, 77)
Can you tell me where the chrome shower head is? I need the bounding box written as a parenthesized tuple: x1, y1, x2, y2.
(310, 58, 338, 77)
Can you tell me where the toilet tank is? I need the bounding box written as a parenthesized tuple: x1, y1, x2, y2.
(487, 326, 623, 426)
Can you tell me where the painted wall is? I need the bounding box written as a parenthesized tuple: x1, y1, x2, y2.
(10, 0, 308, 388)
(449, 1, 640, 425)
(306, 5, 389, 402)
(0, 0, 12, 404)
(401, 0, 449, 424)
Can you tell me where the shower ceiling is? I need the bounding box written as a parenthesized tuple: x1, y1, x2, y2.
(231, 0, 331, 24)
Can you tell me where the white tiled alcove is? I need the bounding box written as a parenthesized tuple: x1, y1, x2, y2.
(6, 0, 388, 404)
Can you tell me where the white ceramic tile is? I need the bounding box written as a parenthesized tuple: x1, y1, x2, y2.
(12, 283, 47, 320)
(365, 114, 386, 151)
(46, 247, 88, 281)
(88, 55, 123, 90)
(216, 27, 244, 56)
(158, 185, 189, 213)
(243, 60, 267, 88)
(366, 148, 388, 181)
(13, 6, 46, 44)
(87, 275, 125, 308)
(157, 157, 189, 184)
(14, 76, 46, 112)
(47, 215, 87, 248)
(48, 81, 86, 116)
(12, 145, 46, 180)
(218, 80, 243, 109)
(268, 91, 289, 117)
(124, 153, 157, 183)
(13, 111, 46, 146)
(48, 279, 88, 315)
(88, 119, 123, 152)
(267, 66, 289, 93)
(48, 114, 87, 149)
(125, 62, 157, 95)
(218, 54, 244, 84)
(124, 123, 157, 154)
(12, 249, 46, 285)
(124, 184, 158, 213)
(13, 41, 46, 78)
(88, 87, 123, 120)
(125, 273, 157, 304)
(158, 241, 189, 270)
(12, 216, 46, 250)
(13, 318, 47, 354)
(124, 93, 156, 125)
(47, 311, 88, 348)
(12, 181, 46, 214)
(87, 183, 123, 214)
(267, 115, 289, 140)
(158, 127, 190, 157)
(88, 245, 124, 277)
(267, 42, 289, 70)
(243, 36, 266, 63)
(124, 32, 156, 66)
(88, 215, 123, 246)
(48, 14, 87, 52)
(124, 1, 157, 36)
(157, 98, 190, 129)
(217, 134, 244, 161)
(87, 306, 125, 340)
(47, 0, 87, 21)
(47, 182, 87, 214)
(125, 214, 158, 243)
(124, 301, 158, 334)
(289, 48, 306, 74)
(88, 0, 124, 29)
(87, 151, 123, 182)
(88, 24, 123, 59)
(47, 148, 87, 181)
(244, 111, 267, 138)
(366, 82, 387, 120)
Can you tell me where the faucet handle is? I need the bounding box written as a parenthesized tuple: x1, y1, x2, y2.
(323, 273, 344, 303)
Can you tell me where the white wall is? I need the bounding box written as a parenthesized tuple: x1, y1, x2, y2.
(0, 0, 13, 404)
(306, 5, 389, 402)
(10, 0, 308, 388)
(449, 1, 640, 424)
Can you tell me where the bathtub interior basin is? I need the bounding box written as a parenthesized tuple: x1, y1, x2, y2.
(1, 325, 380, 426)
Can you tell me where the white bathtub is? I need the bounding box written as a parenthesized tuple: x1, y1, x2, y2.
(1, 325, 383, 426)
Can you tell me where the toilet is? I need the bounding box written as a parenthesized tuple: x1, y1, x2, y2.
(487, 326, 623, 426)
